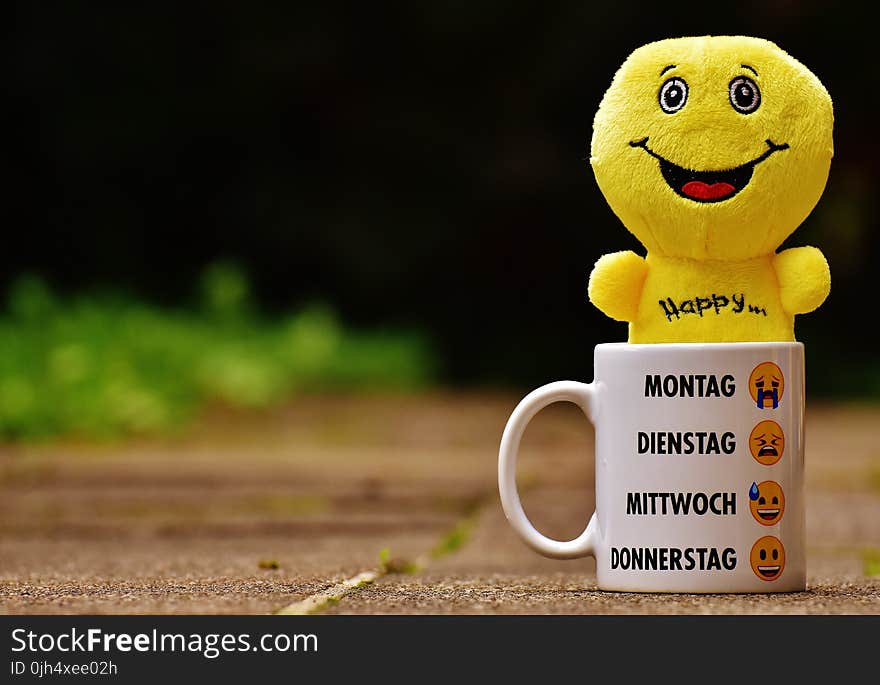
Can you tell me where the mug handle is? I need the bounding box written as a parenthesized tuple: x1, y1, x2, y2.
(498, 380, 598, 559)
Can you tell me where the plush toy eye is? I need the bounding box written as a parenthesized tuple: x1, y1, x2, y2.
(658, 77, 688, 114)
(729, 76, 761, 113)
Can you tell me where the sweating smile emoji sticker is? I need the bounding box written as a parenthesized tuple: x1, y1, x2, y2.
(749, 420, 785, 465)
(749, 362, 784, 408)
(749, 481, 785, 525)
(750, 536, 785, 580)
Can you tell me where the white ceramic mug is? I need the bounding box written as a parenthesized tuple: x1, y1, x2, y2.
(498, 342, 805, 592)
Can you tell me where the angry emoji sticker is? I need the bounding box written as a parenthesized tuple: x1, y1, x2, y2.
(749, 361, 784, 408)
(749, 481, 785, 525)
(749, 420, 785, 465)
(750, 536, 785, 581)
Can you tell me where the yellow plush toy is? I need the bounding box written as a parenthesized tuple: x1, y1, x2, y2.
(588, 36, 832, 342)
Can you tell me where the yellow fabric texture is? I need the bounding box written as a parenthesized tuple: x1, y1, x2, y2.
(587, 36, 833, 342)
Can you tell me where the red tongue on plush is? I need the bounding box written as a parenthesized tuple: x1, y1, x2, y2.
(681, 180, 736, 200)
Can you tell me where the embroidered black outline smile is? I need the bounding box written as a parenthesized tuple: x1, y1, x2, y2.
(629, 137, 790, 203)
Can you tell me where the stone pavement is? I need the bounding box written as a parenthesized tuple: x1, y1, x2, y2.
(1, 394, 879, 614)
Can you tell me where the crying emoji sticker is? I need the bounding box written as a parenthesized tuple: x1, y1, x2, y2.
(749, 361, 784, 409)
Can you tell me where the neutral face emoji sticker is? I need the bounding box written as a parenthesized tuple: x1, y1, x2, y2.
(749, 362, 784, 408)
(749, 481, 785, 525)
(749, 420, 785, 465)
(750, 536, 785, 580)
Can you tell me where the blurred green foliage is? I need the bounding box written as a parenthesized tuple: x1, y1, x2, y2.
(0, 265, 432, 440)
(9, 6, 880, 395)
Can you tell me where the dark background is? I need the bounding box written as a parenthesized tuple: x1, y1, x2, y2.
(8, 1, 878, 392)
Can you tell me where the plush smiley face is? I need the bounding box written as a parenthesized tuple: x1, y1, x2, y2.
(748, 361, 784, 408)
(750, 535, 785, 580)
(749, 480, 785, 525)
(749, 420, 785, 465)
(591, 36, 833, 260)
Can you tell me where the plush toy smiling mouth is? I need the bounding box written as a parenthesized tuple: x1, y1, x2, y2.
(629, 137, 790, 203)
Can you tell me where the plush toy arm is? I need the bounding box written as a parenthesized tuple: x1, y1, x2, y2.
(588, 250, 648, 322)
(773, 246, 830, 315)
